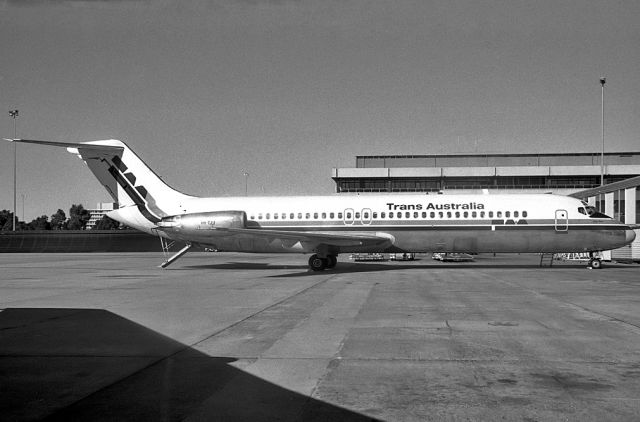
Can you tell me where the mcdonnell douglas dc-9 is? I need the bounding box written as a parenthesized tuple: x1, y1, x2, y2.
(8, 139, 636, 270)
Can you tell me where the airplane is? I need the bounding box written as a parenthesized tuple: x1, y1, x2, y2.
(6, 138, 636, 270)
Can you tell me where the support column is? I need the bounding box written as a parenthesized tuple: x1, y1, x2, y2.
(603, 192, 615, 261)
(625, 188, 636, 225)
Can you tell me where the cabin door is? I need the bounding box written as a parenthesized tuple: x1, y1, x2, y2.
(555, 209, 568, 232)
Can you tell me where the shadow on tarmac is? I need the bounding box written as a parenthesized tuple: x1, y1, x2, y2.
(182, 260, 588, 277)
(0, 308, 378, 422)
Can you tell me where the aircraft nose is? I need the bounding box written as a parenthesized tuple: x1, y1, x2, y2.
(626, 228, 637, 244)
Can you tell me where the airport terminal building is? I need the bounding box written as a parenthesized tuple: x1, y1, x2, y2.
(332, 151, 640, 261)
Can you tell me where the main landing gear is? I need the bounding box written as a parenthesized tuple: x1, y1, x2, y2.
(587, 252, 602, 270)
(308, 254, 338, 271)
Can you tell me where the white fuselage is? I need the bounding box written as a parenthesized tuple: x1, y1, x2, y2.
(126, 193, 634, 255)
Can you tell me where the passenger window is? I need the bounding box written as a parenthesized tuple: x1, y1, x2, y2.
(523, 211, 528, 218)
(471, 211, 476, 218)
(413, 212, 418, 218)
(447, 212, 452, 218)
(364, 212, 369, 219)
(422, 212, 427, 218)
(514, 211, 519, 218)
(464, 211, 468, 218)
(430, 212, 435, 218)
(314, 213, 318, 219)
(274, 214, 278, 219)
(258, 213, 263, 220)
(266, 213, 271, 219)
(405, 212, 410, 218)
(489, 211, 493, 218)
(397, 212, 402, 218)
(346, 212, 352, 219)
(497, 211, 502, 218)
(439, 212, 444, 218)
(381, 212, 386, 218)
(338, 213, 343, 219)
(322, 213, 326, 219)
(373, 212, 378, 219)
(305, 213, 310, 219)
(330, 212, 335, 219)
(455, 211, 460, 218)
(298, 213, 302, 219)
(480, 211, 485, 218)
(389, 212, 393, 219)
(505, 211, 510, 218)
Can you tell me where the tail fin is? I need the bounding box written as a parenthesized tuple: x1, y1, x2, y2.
(6, 139, 192, 230)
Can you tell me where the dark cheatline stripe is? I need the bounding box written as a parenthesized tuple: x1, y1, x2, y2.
(107, 165, 161, 223)
(249, 222, 628, 233)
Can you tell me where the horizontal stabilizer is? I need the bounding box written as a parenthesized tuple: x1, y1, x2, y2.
(5, 138, 124, 152)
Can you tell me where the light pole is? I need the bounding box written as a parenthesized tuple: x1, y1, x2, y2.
(600, 77, 606, 186)
(9, 110, 19, 231)
(243, 171, 249, 196)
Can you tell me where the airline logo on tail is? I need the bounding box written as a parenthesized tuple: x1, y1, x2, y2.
(100, 154, 167, 224)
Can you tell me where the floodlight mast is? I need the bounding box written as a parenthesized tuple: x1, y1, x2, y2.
(600, 77, 606, 187)
(9, 110, 19, 231)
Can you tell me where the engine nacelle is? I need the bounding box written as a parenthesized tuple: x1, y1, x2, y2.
(158, 211, 247, 234)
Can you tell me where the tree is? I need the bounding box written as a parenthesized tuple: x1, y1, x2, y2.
(67, 204, 91, 230)
(50, 209, 67, 230)
(0, 210, 17, 231)
(28, 215, 51, 231)
(94, 215, 120, 230)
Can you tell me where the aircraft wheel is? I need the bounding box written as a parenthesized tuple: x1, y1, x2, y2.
(326, 255, 337, 269)
(309, 254, 327, 271)
(589, 258, 602, 269)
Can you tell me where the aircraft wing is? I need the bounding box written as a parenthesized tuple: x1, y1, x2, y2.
(232, 227, 394, 247)
(159, 226, 395, 251)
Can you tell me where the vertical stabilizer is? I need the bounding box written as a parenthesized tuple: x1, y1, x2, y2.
(7, 139, 192, 231)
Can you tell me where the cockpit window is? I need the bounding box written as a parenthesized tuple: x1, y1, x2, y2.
(585, 205, 610, 219)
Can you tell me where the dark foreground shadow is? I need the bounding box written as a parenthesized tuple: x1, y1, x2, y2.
(0, 308, 378, 422)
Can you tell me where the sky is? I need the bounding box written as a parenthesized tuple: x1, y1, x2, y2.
(0, 0, 639, 221)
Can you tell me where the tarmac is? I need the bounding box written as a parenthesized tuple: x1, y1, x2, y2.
(1, 252, 639, 421)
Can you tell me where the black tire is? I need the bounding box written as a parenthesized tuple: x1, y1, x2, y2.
(590, 259, 602, 269)
(326, 255, 337, 268)
(309, 254, 327, 271)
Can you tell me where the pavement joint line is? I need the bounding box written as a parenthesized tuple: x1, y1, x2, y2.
(478, 270, 640, 335)
(189, 273, 339, 349)
(0, 308, 87, 331)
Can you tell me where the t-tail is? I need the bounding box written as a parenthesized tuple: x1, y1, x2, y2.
(6, 139, 192, 233)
